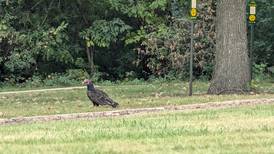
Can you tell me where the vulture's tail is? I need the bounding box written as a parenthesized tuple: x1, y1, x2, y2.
(106, 99, 119, 108)
(111, 102, 119, 108)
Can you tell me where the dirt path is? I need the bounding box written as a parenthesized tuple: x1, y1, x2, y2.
(0, 86, 85, 95)
(1, 98, 274, 125)
(0, 84, 144, 95)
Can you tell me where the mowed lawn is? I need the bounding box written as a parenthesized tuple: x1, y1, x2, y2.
(0, 81, 274, 118)
(1, 105, 274, 154)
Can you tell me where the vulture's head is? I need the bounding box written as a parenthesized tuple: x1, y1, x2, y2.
(83, 79, 92, 85)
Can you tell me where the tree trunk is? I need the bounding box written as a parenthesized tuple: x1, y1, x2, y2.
(86, 46, 95, 75)
(208, 0, 250, 94)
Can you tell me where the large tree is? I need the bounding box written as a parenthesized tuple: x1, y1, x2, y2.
(208, 0, 250, 94)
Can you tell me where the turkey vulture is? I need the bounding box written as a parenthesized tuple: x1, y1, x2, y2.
(83, 79, 119, 108)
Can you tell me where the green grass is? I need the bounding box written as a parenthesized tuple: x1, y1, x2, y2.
(1, 105, 274, 153)
(0, 81, 274, 118)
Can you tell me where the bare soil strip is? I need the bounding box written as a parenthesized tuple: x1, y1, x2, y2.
(1, 98, 274, 125)
(0, 86, 85, 95)
(0, 84, 141, 95)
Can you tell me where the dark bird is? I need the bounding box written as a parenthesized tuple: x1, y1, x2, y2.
(83, 79, 119, 108)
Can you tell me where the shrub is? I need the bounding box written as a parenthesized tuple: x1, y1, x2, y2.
(253, 63, 269, 81)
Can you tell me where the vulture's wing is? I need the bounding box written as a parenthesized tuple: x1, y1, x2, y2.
(87, 91, 109, 105)
(95, 90, 118, 107)
(87, 92, 99, 106)
(96, 89, 109, 97)
(87, 89, 119, 107)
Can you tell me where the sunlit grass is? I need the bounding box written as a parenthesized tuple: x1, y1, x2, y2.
(0, 81, 273, 118)
(1, 105, 274, 153)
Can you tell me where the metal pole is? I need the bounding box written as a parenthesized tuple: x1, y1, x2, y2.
(250, 24, 254, 84)
(189, 20, 194, 96)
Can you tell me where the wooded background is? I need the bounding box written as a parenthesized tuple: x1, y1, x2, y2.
(0, 0, 273, 84)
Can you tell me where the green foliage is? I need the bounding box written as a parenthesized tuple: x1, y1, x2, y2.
(108, 0, 167, 24)
(253, 63, 269, 81)
(9, 69, 89, 87)
(43, 74, 77, 86)
(0, 4, 74, 80)
(125, 28, 147, 45)
(0, 0, 272, 83)
(41, 69, 89, 86)
(80, 18, 131, 48)
(139, 23, 189, 77)
(253, 0, 274, 66)
(129, 0, 215, 78)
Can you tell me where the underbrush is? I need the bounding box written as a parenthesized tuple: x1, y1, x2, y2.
(0, 66, 272, 92)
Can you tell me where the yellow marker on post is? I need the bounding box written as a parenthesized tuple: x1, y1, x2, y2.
(191, 8, 197, 17)
(249, 1, 256, 24)
(249, 0, 256, 84)
(190, 0, 197, 19)
(249, 15, 256, 23)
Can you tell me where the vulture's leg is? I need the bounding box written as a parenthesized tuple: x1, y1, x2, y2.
(92, 101, 99, 106)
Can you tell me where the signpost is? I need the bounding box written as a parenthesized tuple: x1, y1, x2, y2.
(189, 0, 197, 96)
(249, 0, 256, 85)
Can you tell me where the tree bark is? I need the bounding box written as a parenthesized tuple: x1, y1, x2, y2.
(208, 0, 250, 94)
(86, 46, 95, 75)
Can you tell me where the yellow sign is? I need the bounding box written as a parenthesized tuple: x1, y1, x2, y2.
(249, 14, 256, 23)
(190, 8, 197, 17)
